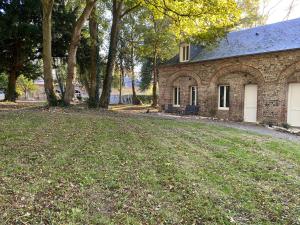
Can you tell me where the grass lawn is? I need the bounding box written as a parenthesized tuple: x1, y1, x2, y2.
(0, 109, 299, 224)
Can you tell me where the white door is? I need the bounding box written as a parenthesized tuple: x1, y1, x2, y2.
(244, 84, 258, 123)
(288, 83, 300, 127)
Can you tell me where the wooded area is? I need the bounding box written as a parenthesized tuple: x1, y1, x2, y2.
(0, 0, 269, 107)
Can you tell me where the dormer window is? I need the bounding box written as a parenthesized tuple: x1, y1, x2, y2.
(180, 43, 190, 62)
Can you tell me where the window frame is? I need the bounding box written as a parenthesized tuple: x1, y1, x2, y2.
(218, 85, 230, 110)
(180, 44, 190, 62)
(173, 86, 181, 107)
(190, 86, 197, 106)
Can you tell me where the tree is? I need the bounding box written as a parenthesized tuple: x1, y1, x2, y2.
(50, 1, 79, 100)
(53, 58, 67, 98)
(64, 0, 97, 105)
(99, 0, 124, 108)
(283, 0, 295, 20)
(0, 0, 41, 101)
(76, 2, 107, 107)
(117, 45, 125, 104)
(118, 64, 125, 104)
(77, 32, 91, 99)
(88, 7, 99, 107)
(139, 13, 178, 107)
(99, 0, 240, 108)
(236, 0, 267, 28)
(16, 75, 37, 100)
(139, 0, 265, 107)
(0, 73, 8, 93)
(41, 0, 57, 106)
(139, 58, 153, 92)
(52, 1, 77, 59)
(119, 14, 143, 105)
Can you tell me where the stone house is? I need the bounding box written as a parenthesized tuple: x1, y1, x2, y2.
(158, 18, 300, 127)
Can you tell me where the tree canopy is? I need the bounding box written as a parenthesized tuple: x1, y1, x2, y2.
(0, 0, 41, 101)
(0, 0, 267, 104)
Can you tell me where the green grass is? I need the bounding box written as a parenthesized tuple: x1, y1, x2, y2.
(0, 109, 299, 224)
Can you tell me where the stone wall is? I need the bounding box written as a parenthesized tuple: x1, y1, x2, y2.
(158, 49, 300, 125)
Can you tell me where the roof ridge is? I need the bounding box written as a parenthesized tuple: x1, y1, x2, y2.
(230, 17, 300, 35)
(165, 17, 300, 66)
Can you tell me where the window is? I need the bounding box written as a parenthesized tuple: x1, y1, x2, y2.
(173, 87, 181, 106)
(180, 44, 190, 62)
(190, 86, 197, 106)
(219, 85, 230, 109)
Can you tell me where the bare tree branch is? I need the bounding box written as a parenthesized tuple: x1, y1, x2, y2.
(283, 0, 295, 20)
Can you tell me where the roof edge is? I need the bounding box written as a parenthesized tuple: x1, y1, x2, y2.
(159, 48, 300, 68)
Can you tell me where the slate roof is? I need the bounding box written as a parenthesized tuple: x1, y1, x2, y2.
(165, 17, 300, 65)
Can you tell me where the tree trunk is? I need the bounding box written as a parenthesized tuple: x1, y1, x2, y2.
(131, 70, 140, 105)
(95, 53, 101, 106)
(5, 70, 17, 102)
(118, 59, 124, 104)
(53, 58, 65, 99)
(152, 52, 158, 107)
(88, 7, 98, 108)
(129, 27, 140, 105)
(24, 89, 28, 100)
(55, 68, 65, 98)
(64, 0, 97, 105)
(42, 0, 57, 106)
(99, 0, 123, 108)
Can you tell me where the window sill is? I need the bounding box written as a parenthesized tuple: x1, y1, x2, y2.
(218, 107, 229, 111)
(173, 105, 181, 107)
(180, 60, 190, 63)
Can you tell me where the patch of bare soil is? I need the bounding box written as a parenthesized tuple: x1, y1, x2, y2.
(0, 101, 45, 111)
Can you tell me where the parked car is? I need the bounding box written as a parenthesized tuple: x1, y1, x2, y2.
(75, 90, 82, 100)
(0, 90, 5, 100)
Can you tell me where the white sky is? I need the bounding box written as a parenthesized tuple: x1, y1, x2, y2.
(263, 0, 300, 24)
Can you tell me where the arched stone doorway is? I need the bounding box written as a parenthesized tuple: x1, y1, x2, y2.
(279, 61, 300, 126)
(171, 76, 198, 107)
(209, 65, 264, 122)
(163, 71, 202, 109)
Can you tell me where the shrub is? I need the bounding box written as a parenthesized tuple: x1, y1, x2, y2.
(282, 123, 290, 129)
(136, 95, 156, 104)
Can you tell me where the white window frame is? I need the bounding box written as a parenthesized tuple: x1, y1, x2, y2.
(180, 44, 190, 62)
(218, 85, 230, 110)
(173, 87, 180, 107)
(190, 86, 197, 106)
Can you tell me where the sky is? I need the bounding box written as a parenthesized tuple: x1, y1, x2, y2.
(263, 0, 300, 24)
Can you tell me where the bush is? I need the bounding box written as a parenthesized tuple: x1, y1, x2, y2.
(282, 123, 290, 129)
(136, 95, 156, 104)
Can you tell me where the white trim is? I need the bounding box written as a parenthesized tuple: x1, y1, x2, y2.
(218, 85, 230, 110)
(173, 87, 180, 107)
(180, 44, 190, 62)
(244, 84, 258, 122)
(287, 83, 300, 127)
(287, 83, 292, 125)
(218, 107, 229, 111)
